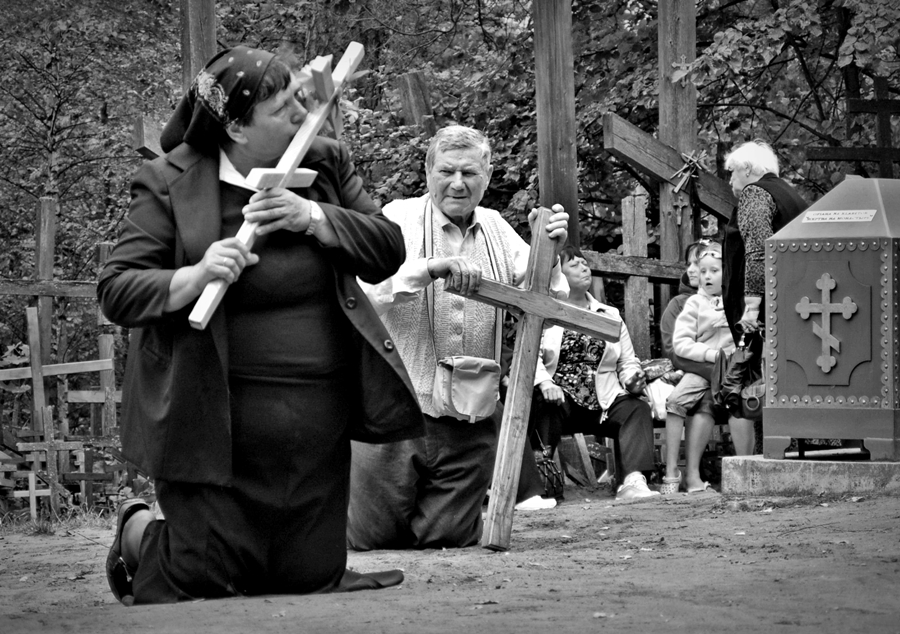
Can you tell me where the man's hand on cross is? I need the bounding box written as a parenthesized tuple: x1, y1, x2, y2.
(528, 204, 568, 255)
(428, 256, 483, 296)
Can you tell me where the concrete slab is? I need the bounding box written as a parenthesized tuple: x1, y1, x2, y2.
(721, 454, 900, 496)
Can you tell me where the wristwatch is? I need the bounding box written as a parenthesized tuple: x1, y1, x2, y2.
(305, 202, 324, 236)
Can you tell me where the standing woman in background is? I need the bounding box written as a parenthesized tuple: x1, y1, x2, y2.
(722, 140, 807, 345)
(721, 140, 807, 452)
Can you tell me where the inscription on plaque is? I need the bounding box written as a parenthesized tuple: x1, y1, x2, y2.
(802, 209, 877, 223)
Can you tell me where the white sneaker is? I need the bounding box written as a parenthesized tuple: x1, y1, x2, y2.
(615, 472, 661, 501)
(514, 495, 558, 511)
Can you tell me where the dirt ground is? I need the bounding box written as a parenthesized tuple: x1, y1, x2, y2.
(1, 484, 899, 634)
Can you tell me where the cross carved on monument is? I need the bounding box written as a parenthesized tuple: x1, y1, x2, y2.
(795, 273, 858, 373)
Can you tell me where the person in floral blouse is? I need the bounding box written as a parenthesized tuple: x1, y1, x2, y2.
(529, 245, 660, 500)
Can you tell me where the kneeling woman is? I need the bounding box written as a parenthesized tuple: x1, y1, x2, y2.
(99, 46, 422, 605)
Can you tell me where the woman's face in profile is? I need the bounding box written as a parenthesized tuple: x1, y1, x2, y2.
(729, 168, 758, 198)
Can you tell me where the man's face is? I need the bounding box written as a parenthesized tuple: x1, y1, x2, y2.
(237, 73, 308, 163)
(426, 147, 493, 222)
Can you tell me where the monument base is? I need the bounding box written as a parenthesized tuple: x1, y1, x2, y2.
(722, 454, 900, 496)
(763, 408, 900, 460)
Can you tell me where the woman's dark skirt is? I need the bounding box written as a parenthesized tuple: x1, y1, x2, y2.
(132, 370, 353, 603)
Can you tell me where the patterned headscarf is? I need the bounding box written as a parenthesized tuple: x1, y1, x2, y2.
(160, 46, 277, 155)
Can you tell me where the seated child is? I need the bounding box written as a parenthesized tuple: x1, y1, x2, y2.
(661, 242, 734, 493)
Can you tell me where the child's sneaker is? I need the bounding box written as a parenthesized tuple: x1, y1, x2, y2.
(615, 472, 661, 501)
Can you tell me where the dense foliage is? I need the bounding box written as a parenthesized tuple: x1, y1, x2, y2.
(0, 0, 897, 427)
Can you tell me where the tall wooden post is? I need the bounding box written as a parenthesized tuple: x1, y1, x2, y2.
(35, 197, 58, 365)
(533, 0, 580, 246)
(658, 0, 698, 300)
(135, 0, 217, 158)
(181, 0, 217, 93)
(622, 188, 651, 359)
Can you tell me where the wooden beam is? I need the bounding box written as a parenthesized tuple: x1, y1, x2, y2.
(602, 112, 735, 220)
(25, 308, 47, 428)
(0, 359, 114, 382)
(133, 115, 164, 160)
(583, 250, 683, 282)
(0, 279, 97, 298)
(622, 190, 651, 358)
(658, 0, 698, 256)
(66, 390, 123, 404)
(533, 0, 580, 245)
(180, 0, 216, 94)
(98, 334, 117, 434)
(36, 198, 58, 365)
(452, 279, 620, 342)
(806, 147, 900, 162)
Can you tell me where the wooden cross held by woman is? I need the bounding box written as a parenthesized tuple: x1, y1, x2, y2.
(188, 42, 365, 330)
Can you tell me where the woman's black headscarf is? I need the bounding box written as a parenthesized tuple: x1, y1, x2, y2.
(160, 46, 277, 155)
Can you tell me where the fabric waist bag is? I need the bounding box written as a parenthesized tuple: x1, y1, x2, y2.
(432, 355, 501, 423)
(425, 200, 502, 423)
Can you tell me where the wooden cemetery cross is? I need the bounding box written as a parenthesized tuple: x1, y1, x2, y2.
(600, 0, 736, 305)
(14, 407, 82, 519)
(0, 197, 98, 386)
(462, 209, 621, 551)
(187, 42, 365, 329)
(602, 113, 736, 223)
(595, 0, 734, 354)
(808, 77, 900, 178)
(0, 308, 115, 434)
(12, 472, 50, 521)
(62, 445, 114, 508)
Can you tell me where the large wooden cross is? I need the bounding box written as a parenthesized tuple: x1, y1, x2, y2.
(592, 0, 734, 356)
(808, 77, 900, 179)
(467, 209, 621, 551)
(0, 199, 97, 363)
(601, 0, 736, 244)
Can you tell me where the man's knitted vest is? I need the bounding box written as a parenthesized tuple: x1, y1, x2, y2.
(381, 195, 517, 415)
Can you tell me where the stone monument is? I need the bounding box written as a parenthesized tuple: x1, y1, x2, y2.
(763, 178, 900, 460)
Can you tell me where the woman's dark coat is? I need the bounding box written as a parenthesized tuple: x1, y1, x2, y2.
(98, 137, 424, 486)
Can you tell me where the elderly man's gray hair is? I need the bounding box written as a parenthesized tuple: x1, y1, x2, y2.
(425, 125, 492, 172)
(725, 140, 780, 177)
